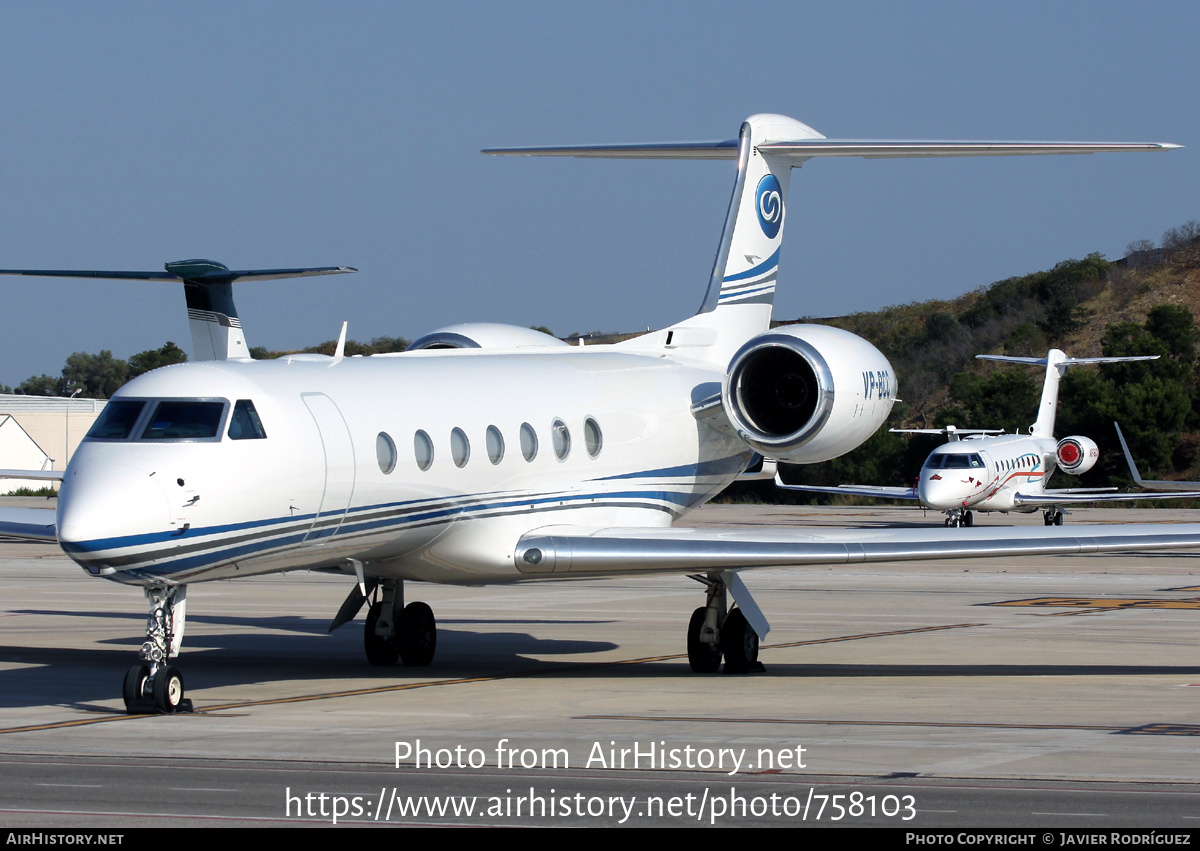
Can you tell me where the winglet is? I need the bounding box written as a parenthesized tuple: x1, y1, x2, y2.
(1114, 421, 1146, 486)
(1113, 421, 1200, 491)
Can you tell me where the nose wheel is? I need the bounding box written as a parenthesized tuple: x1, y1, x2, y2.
(944, 509, 973, 528)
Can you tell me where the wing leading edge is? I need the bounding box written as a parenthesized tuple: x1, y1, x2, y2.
(513, 522, 1200, 576)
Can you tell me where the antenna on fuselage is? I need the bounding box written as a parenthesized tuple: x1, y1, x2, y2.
(0, 259, 356, 361)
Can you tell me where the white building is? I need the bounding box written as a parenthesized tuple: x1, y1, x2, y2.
(0, 394, 107, 492)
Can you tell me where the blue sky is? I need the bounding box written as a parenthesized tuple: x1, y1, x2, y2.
(1, 1, 1196, 382)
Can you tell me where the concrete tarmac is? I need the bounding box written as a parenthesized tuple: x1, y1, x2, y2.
(2, 502, 1199, 827)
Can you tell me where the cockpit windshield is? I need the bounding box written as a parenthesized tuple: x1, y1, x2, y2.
(924, 453, 984, 469)
(84, 398, 247, 443)
(86, 400, 147, 440)
(141, 401, 226, 440)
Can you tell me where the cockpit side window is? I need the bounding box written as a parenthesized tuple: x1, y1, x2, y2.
(228, 400, 267, 440)
(141, 401, 226, 440)
(86, 400, 147, 440)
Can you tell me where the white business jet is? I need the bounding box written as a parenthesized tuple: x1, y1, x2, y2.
(779, 349, 1200, 525)
(1, 115, 1197, 714)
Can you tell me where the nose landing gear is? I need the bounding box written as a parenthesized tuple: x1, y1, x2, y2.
(123, 586, 192, 714)
(944, 509, 973, 528)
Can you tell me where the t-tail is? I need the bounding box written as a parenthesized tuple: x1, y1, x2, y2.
(485, 116, 1178, 366)
(977, 349, 1159, 437)
(0, 261, 355, 360)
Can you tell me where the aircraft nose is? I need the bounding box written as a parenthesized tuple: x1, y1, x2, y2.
(918, 473, 962, 510)
(57, 462, 173, 548)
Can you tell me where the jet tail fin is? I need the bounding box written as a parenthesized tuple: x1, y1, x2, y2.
(0, 261, 355, 361)
(978, 351, 1159, 437)
(487, 120, 1179, 367)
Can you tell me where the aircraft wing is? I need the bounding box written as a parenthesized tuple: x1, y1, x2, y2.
(0, 507, 57, 541)
(1013, 490, 1200, 506)
(513, 522, 1200, 577)
(1114, 421, 1200, 491)
(0, 469, 64, 481)
(774, 482, 919, 501)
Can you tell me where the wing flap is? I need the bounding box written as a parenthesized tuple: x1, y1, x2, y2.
(513, 523, 1200, 576)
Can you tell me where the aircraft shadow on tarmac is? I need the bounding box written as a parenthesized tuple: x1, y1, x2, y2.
(0, 614, 627, 709)
(4, 619, 1200, 713)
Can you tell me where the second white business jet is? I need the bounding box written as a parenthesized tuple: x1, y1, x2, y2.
(2, 115, 1198, 714)
(780, 350, 1200, 525)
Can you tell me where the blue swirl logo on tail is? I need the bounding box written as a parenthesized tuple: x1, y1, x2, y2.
(755, 174, 783, 239)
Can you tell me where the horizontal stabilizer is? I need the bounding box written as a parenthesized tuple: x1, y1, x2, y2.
(0, 262, 357, 284)
(0, 260, 356, 362)
(485, 140, 1180, 161)
(978, 354, 1159, 367)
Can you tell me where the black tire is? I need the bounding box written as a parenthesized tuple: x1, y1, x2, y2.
(687, 606, 722, 673)
(398, 601, 436, 667)
(152, 666, 185, 713)
(964, 511, 973, 527)
(123, 664, 150, 713)
(721, 608, 759, 674)
(364, 601, 401, 666)
(1054, 512, 1064, 526)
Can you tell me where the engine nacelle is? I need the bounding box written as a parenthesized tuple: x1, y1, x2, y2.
(408, 323, 569, 351)
(722, 324, 895, 463)
(1056, 436, 1099, 475)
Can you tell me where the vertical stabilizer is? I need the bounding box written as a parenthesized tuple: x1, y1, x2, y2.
(1031, 349, 1068, 437)
(668, 115, 823, 364)
(166, 260, 249, 361)
(698, 114, 822, 317)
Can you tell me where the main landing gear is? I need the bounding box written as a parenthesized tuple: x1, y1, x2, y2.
(686, 572, 763, 675)
(123, 586, 192, 715)
(944, 509, 973, 528)
(363, 578, 437, 668)
(1043, 507, 1065, 526)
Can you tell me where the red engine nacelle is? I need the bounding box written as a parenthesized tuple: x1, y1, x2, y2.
(1056, 436, 1099, 475)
